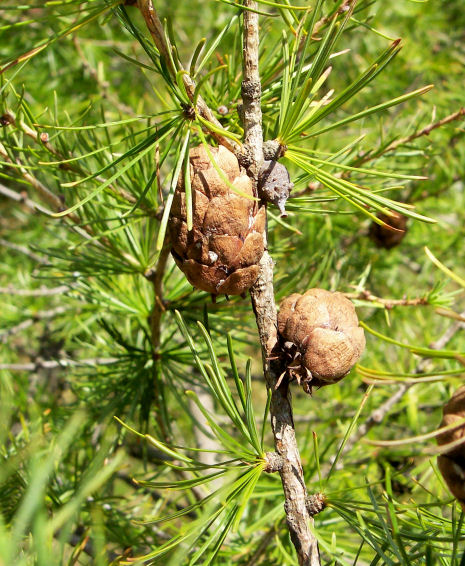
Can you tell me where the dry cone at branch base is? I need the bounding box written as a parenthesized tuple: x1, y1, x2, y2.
(436, 386, 465, 512)
(277, 288, 365, 391)
(169, 144, 265, 295)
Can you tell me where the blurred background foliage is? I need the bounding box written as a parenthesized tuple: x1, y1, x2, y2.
(0, 0, 465, 564)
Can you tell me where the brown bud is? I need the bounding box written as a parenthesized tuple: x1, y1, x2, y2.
(169, 144, 265, 295)
(277, 289, 365, 389)
(369, 212, 408, 249)
(0, 113, 14, 127)
(436, 386, 465, 511)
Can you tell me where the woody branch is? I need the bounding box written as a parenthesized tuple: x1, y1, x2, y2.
(242, 2, 321, 565)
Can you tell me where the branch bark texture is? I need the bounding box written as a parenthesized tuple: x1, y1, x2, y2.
(242, 2, 320, 564)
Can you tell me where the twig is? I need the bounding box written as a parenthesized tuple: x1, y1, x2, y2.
(146, 245, 170, 442)
(0, 358, 118, 372)
(0, 180, 56, 216)
(0, 176, 140, 268)
(0, 141, 70, 214)
(146, 244, 170, 352)
(246, 525, 278, 566)
(0, 285, 69, 296)
(296, 108, 465, 198)
(243, 3, 320, 564)
(1, 305, 68, 343)
(0, 237, 48, 264)
(188, 383, 223, 491)
(0, 149, 106, 243)
(72, 36, 135, 116)
(251, 256, 320, 566)
(4, 109, 146, 211)
(311, 0, 353, 39)
(335, 312, 465, 465)
(379, 107, 465, 155)
(134, 0, 240, 154)
(241, 2, 263, 175)
(0, 181, 99, 245)
(145, 245, 208, 501)
(344, 290, 430, 309)
(354, 108, 465, 169)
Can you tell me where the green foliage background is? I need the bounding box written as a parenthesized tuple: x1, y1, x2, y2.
(0, 1, 465, 564)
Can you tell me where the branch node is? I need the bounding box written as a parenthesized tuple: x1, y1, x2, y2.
(263, 451, 284, 473)
(306, 493, 327, 517)
(241, 79, 261, 99)
(263, 139, 287, 160)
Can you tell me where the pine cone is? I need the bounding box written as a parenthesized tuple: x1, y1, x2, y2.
(436, 386, 465, 511)
(369, 212, 408, 249)
(277, 289, 365, 390)
(169, 144, 265, 295)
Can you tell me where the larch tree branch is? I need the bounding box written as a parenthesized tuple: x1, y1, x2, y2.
(2, 109, 152, 212)
(135, 0, 240, 155)
(242, 2, 320, 565)
(352, 107, 465, 169)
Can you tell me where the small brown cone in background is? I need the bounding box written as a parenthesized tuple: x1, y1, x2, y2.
(277, 289, 365, 392)
(369, 211, 408, 250)
(436, 386, 465, 512)
(169, 144, 265, 295)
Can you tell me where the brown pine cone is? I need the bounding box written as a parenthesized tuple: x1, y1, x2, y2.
(369, 211, 408, 250)
(169, 144, 265, 295)
(436, 386, 465, 511)
(277, 289, 365, 390)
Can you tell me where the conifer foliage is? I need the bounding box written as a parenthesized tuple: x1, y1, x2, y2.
(1, 1, 465, 564)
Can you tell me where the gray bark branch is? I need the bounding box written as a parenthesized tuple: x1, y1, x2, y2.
(242, 3, 320, 564)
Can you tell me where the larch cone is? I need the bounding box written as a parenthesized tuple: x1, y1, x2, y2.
(169, 144, 265, 295)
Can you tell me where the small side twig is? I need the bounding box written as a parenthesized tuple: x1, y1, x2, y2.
(344, 289, 430, 309)
(4, 109, 147, 211)
(311, 0, 353, 39)
(353, 107, 465, 169)
(0, 182, 101, 246)
(146, 244, 170, 353)
(379, 107, 465, 155)
(0, 285, 69, 296)
(135, 0, 240, 155)
(0, 142, 69, 214)
(295, 107, 465, 197)
(1, 305, 68, 343)
(145, 244, 208, 501)
(0, 176, 140, 268)
(334, 312, 465, 466)
(73, 36, 135, 116)
(0, 358, 119, 372)
(0, 236, 48, 264)
(139, 0, 222, 136)
(188, 383, 222, 486)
